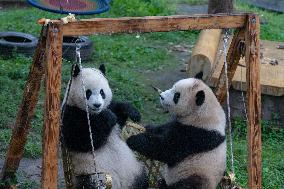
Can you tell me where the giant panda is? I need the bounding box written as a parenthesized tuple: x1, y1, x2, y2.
(61, 64, 148, 189)
(127, 78, 226, 189)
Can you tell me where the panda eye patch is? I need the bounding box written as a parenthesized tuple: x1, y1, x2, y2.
(173, 92, 180, 104)
(100, 89, 106, 99)
(86, 89, 92, 100)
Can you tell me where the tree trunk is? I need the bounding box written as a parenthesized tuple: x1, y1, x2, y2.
(208, 0, 234, 14)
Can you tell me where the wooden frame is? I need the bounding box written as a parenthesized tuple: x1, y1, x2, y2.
(0, 13, 262, 189)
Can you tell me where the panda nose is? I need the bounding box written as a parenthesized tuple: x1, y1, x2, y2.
(93, 103, 102, 108)
(160, 94, 164, 100)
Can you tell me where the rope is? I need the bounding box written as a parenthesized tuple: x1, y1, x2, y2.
(223, 29, 235, 178)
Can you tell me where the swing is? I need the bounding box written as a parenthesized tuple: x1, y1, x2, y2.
(0, 14, 262, 189)
(27, 0, 110, 15)
(61, 41, 112, 188)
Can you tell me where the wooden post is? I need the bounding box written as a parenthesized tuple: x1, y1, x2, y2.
(0, 27, 47, 185)
(245, 14, 262, 189)
(41, 23, 63, 189)
(214, 28, 245, 103)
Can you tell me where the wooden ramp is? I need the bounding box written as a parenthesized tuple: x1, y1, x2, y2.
(210, 40, 284, 96)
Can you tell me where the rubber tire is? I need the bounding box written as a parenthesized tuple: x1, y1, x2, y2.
(62, 36, 93, 62)
(0, 32, 38, 58)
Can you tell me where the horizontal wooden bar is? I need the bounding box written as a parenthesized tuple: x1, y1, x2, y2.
(49, 14, 248, 36)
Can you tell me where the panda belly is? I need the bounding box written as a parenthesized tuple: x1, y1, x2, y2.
(71, 125, 144, 189)
(164, 141, 226, 189)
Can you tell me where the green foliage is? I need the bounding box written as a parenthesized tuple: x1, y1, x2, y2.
(230, 117, 284, 189)
(109, 0, 175, 17)
(236, 0, 284, 42)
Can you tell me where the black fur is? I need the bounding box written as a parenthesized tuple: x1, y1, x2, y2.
(109, 101, 141, 127)
(73, 64, 80, 77)
(173, 92, 181, 104)
(62, 105, 117, 152)
(99, 64, 106, 75)
(126, 120, 225, 167)
(195, 90, 205, 106)
(75, 174, 97, 189)
(194, 71, 203, 80)
(131, 167, 149, 189)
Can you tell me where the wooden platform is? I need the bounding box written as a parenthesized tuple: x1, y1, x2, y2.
(209, 40, 284, 96)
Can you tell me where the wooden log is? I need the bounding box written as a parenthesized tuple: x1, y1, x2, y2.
(41, 23, 63, 189)
(0, 27, 47, 185)
(245, 14, 262, 189)
(214, 28, 245, 103)
(39, 14, 247, 36)
(188, 29, 222, 80)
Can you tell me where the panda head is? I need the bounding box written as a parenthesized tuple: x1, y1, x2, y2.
(66, 64, 112, 114)
(159, 78, 220, 119)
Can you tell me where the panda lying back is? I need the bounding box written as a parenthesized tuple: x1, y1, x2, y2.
(62, 65, 148, 189)
(127, 78, 226, 189)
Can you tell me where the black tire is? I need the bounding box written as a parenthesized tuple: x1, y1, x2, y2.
(62, 36, 93, 62)
(0, 32, 38, 58)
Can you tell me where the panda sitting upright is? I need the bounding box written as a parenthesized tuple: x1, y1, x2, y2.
(127, 78, 226, 189)
(62, 64, 148, 189)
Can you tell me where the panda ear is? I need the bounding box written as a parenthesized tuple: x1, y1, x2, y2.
(194, 71, 203, 80)
(99, 64, 106, 76)
(195, 90, 205, 106)
(72, 64, 80, 77)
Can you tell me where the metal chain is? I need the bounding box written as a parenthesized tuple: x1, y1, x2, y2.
(75, 41, 98, 173)
(240, 66, 248, 122)
(223, 29, 235, 178)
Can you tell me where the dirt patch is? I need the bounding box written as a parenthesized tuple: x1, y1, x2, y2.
(0, 157, 65, 188)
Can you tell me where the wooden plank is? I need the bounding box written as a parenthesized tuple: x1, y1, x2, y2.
(49, 14, 248, 36)
(0, 27, 47, 185)
(210, 40, 284, 96)
(245, 14, 262, 189)
(41, 24, 63, 189)
(214, 28, 245, 103)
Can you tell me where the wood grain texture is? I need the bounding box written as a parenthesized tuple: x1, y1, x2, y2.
(245, 14, 262, 189)
(0, 27, 47, 185)
(41, 24, 63, 189)
(52, 14, 247, 36)
(214, 28, 245, 103)
(188, 29, 222, 80)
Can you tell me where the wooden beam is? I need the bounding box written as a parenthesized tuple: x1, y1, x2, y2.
(0, 27, 47, 185)
(214, 27, 245, 103)
(245, 14, 262, 189)
(41, 24, 63, 189)
(47, 14, 248, 36)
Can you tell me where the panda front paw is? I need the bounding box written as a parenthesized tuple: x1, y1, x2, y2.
(99, 109, 117, 127)
(127, 106, 141, 123)
(126, 134, 147, 152)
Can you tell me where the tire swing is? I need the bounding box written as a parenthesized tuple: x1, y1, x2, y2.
(61, 41, 112, 189)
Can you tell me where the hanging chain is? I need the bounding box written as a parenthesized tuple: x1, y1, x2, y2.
(240, 67, 248, 122)
(223, 29, 235, 180)
(75, 40, 98, 173)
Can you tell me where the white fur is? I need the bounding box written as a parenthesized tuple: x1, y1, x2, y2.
(70, 125, 143, 189)
(67, 67, 145, 189)
(67, 68, 112, 114)
(160, 78, 226, 188)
